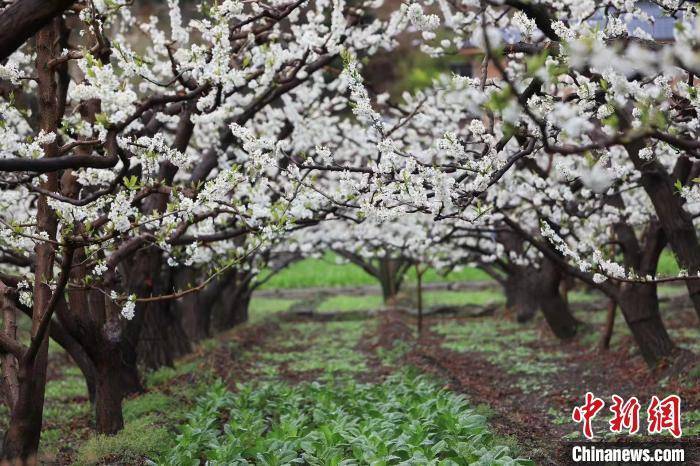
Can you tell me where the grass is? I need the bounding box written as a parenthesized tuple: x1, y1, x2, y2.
(248, 296, 298, 321)
(74, 417, 172, 466)
(259, 252, 488, 289)
(316, 294, 385, 312)
(421, 289, 504, 308)
(261, 249, 680, 290)
(254, 320, 369, 375)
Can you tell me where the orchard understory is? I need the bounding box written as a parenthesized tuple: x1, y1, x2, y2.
(1, 281, 698, 465)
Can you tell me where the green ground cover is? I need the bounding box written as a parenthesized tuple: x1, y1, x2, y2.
(44, 303, 532, 464)
(315, 294, 385, 313)
(162, 316, 532, 465)
(248, 296, 298, 322)
(421, 289, 504, 308)
(259, 252, 489, 289)
(161, 372, 532, 465)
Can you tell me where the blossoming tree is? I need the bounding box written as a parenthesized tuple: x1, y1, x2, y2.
(0, 0, 409, 458)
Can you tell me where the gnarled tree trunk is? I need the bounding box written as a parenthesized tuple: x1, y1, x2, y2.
(501, 255, 578, 339)
(628, 148, 700, 321)
(2, 19, 60, 461)
(538, 260, 579, 340)
(617, 282, 676, 365)
(177, 268, 211, 342)
(377, 256, 406, 303)
(212, 270, 254, 333)
(124, 247, 191, 370)
(503, 268, 540, 323)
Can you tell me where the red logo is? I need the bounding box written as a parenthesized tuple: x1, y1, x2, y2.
(609, 395, 641, 435)
(573, 393, 682, 439)
(572, 392, 605, 439)
(647, 395, 682, 438)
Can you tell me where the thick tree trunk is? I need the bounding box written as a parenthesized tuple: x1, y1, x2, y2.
(177, 269, 211, 342)
(629, 150, 700, 321)
(213, 286, 251, 333)
(124, 248, 191, 370)
(504, 269, 539, 322)
(1, 287, 19, 410)
(137, 300, 191, 369)
(181, 301, 211, 342)
(115, 351, 143, 397)
(58, 280, 143, 434)
(2, 19, 60, 461)
(617, 283, 676, 366)
(377, 257, 403, 303)
(90, 326, 142, 428)
(502, 261, 578, 338)
(93, 356, 125, 435)
(2, 355, 48, 462)
(538, 261, 578, 340)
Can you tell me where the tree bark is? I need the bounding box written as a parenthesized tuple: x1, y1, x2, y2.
(123, 247, 191, 370)
(56, 253, 142, 434)
(93, 356, 125, 435)
(212, 282, 252, 333)
(0, 0, 75, 62)
(599, 299, 617, 351)
(1, 286, 19, 409)
(2, 19, 60, 461)
(177, 268, 211, 342)
(628, 148, 700, 321)
(538, 260, 578, 340)
(137, 299, 191, 369)
(503, 269, 540, 323)
(617, 282, 676, 366)
(377, 256, 407, 303)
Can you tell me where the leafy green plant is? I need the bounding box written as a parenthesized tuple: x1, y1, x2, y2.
(161, 372, 534, 465)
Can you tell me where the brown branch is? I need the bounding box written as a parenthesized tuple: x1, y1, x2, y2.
(22, 246, 73, 366)
(0, 0, 75, 62)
